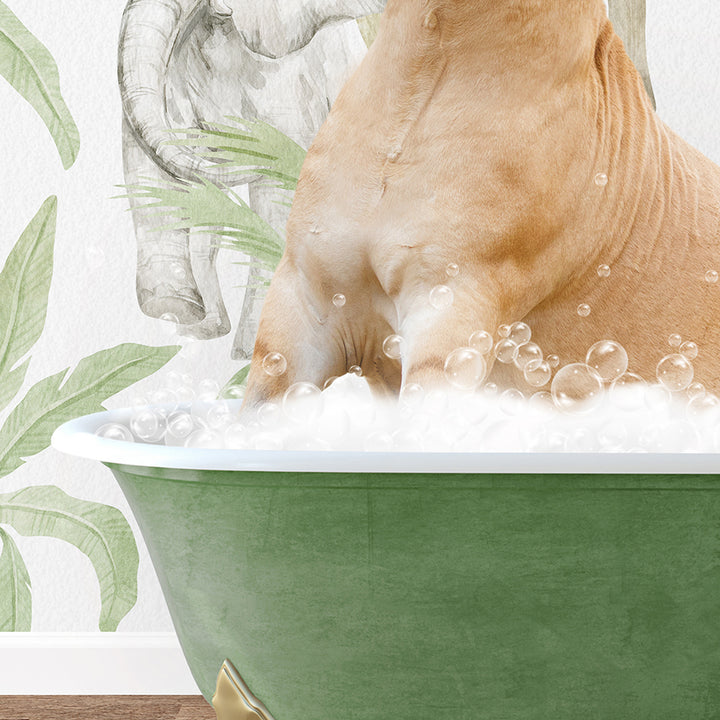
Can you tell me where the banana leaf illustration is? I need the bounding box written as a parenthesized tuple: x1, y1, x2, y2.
(0, 525, 31, 631)
(0, 0, 80, 169)
(0, 487, 139, 632)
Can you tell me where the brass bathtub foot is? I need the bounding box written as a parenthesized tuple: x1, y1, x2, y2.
(212, 659, 276, 720)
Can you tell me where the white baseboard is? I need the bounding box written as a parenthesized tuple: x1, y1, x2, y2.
(0, 633, 201, 695)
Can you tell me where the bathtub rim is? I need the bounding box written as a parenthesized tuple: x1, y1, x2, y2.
(51, 405, 720, 474)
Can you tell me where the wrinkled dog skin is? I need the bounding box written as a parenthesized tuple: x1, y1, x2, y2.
(244, 0, 720, 407)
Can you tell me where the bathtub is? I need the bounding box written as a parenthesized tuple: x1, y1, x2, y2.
(53, 405, 720, 719)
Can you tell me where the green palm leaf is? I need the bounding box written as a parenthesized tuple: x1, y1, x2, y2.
(0, 342, 179, 478)
(0, 486, 138, 631)
(0, 526, 31, 631)
(0, 1, 80, 169)
(0, 196, 56, 413)
(122, 178, 284, 272)
(167, 118, 306, 192)
(221, 363, 251, 399)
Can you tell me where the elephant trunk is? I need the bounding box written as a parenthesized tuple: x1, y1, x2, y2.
(118, 0, 255, 185)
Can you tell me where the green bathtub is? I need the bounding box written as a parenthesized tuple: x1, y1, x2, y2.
(53, 409, 720, 719)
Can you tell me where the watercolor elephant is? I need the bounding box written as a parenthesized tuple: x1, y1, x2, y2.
(119, 0, 384, 359)
(242, 0, 720, 407)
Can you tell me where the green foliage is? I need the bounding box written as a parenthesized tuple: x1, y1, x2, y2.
(221, 363, 251, 399)
(0, 196, 56, 413)
(0, 487, 139, 631)
(0, 527, 31, 631)
(0, 1, 80, 169)
(167, 118, 306, 192)
(122, 178, 284, 274)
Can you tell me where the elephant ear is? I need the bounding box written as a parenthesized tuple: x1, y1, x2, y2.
(0, 1, 80, 168)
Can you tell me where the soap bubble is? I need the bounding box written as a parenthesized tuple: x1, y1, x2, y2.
(687, 382, 706, 400)
(323, 376, 339, 391)
(443, 347, 486, 390)
(644, 383, 672, 412)
(597, 264, 611, 278)
(206, 401, 234, 430)
(166, 411, 194, 439)
(687, 393, 720, 418)
(446, 262, 460, 277)
(253, 433, 284, 451)
(508, 322, 532, 346)
(567, 427, 599, 452)
(609, 372, 646, 410)
(577, 303, 591, 317)
(483, 382, 499, 396)
(514, 342, 542, 370)
(383, 334, 406, 360)
(498, 324, 511, 338)
(594, 172, 608, 187)
(656, 354, 694, 392)
(528, 391, 554, 414)
(198, 378, 220, 401)
(257, 402, 282, 428)
(283, 382, 323, 423)
(224, 385, 245, 400)
(585, 340, 628, 382)
(680, 341, 698, 360)
(668, 333, 682, 347)
(400, 383, 425, 409)
(392, 428, 424, 452)
(364, 431, 394, 452)
(184, 429, 221, 449)
(263, 352, 287, 377)
(349, 365, 363, 376)
(598, 422, 628, 450)
(96, 423, 134, 442)
(224, 423, 248, 449)
(332, 293, 346, 307)
(494, 339, 519, 364)
(551, 363, 604, 413)
(500, 389, 525, 415)
(705, 270, 718, 284)
(429, 285, 454, 309)
(130, 409, 163, 441)
(524, 359, 552, 388)
(175, 385, 195, 404)
(468, 330, 493, 355)
(149, 389, 178, 417)
(547, 354, 560, 368)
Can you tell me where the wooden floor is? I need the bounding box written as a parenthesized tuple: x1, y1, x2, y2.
(0, 696, 215, 720)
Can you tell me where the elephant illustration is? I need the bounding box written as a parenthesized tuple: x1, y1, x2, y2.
(118, 0, 652, 361)
(118, 0, 384, 359)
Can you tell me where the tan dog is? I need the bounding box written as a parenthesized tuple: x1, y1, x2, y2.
(243, 0, 720, 408)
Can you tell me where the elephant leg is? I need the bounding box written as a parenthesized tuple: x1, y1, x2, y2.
(608, 0, 655, 108)
(178, 227, 232, 339)
(122, 118, 205, 324)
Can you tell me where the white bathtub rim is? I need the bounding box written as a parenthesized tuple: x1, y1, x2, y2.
(50, 406, 720, 475)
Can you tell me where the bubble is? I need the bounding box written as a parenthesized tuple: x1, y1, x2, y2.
(498, 324, 511, 338)
(445, 262, 460, 277)
(524, 359, 552, 388)
(184, 429, 220, 449)
(383, 334, 406, 360)
(468, 330, 493, 355)
(392, 428, 423, 452)
(257, 402, 282, 428)
(644, 383, 672, 412)
(508, 322, 531, 346)
(170, 262, 187, 280)
(364, 431, 394, 452)
(705, 270, 719, 284)
(609, 372, 646, 410)
(283, 382, 323, 423)
(597, 264, 611, 278)
(130, 409, 162, 441)
(175, 385, 195, 404)
(598, 422, 627, 450)
(566, 427, 599, 452)
(483, 382, 499, 396)
(166, 411, 194, 439)
(263, 352, 287, 377)
(332, 293, 346, 307)
(585, 340, 628, 382)
(197, 378, 220, 400)
(494, 339, 518, 364)
(687, 382, 706, 400)
(680, 341, 698, 360)
(164, 370, 183, 390)
(668, 333, 682, 348)
(429, 285, 454, 310)
(84, 245, 105, 269)
(528, 391, 554, 415)
(443, 347, 486, 390)
(206, 401, 234, 430)
(349, 364, 363, 376)
(577, 303, 591, 317)
(224, 423, 248, 449)
(594, 172, 608, 187)
(687, 393, 720, 418)
(224, 385, 245, 400)
(149, 388, 178, 417)
(96, 423, 134, 442)
(547, 354, 560, 368)
(656, 354, 694, 392)
(400, 383, 425, 409)
(551, 363, 604, 413)
(514, 342, 542, 370)
(500, 389, 525, 415)
(253, 433, 284, 451)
